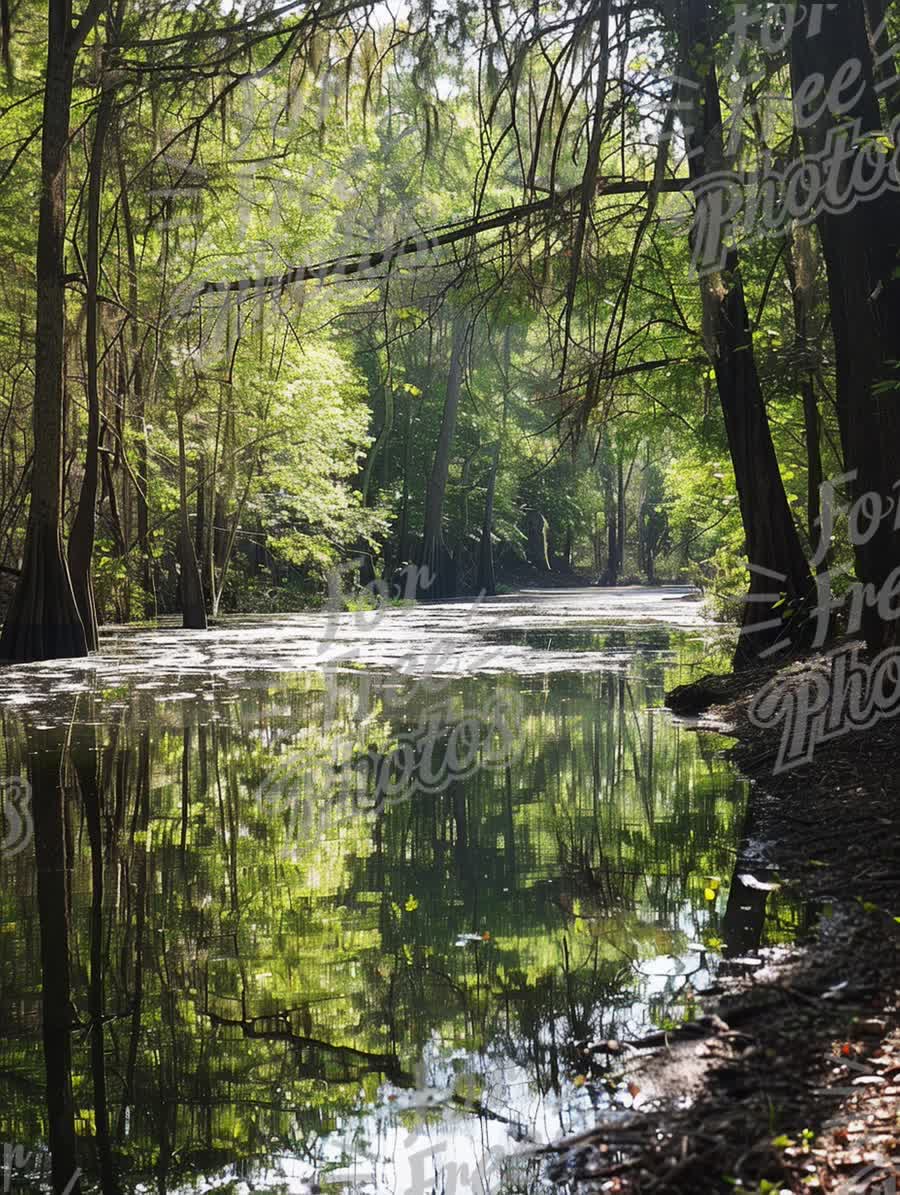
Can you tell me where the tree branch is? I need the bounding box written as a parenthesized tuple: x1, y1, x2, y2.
(194, 177, 695, 300)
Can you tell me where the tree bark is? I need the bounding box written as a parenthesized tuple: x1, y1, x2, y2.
(0, 0, 93, 662)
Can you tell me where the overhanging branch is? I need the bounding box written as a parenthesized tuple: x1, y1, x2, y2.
(194, 176, 695, 301)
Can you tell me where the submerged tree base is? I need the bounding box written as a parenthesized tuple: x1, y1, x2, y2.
(0, 524, 89, 663)
(418, 536, 457, 600)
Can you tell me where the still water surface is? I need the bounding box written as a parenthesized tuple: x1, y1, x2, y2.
(0, 589, 798, 1193)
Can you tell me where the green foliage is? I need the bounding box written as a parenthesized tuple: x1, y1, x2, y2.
(0, 0, 849, 625)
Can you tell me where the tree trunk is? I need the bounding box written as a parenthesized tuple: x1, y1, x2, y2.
(360, 373, 393, 505)
(117, 135, 152, 614)
(477, 325, 510, 594)
(525, 509, 551, 572)
(863, 0, 900, 123)
(606, 513, 618, 585)
(176, 409, 207, 629)
(68, 81, 115, 651)
(419, 317, 466, 598)
(396, 387, 413, 568)
(678, 0, 814, 669)
(791, 3, 900, 652)
(0, 0, 10, 81)
(600, 447, 618, 586)
(477, 441, 499, 594)
(195, 452, 206, 566)
(0, 0, 91, 662)
(785, 226, 825, 568)
(593, 517, 603, 575)
(616, 453, 626, 577)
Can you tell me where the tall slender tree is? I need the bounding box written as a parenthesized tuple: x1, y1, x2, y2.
(69, 10, 121, 651)
(672, 0, 814, 668)
(419, 315, 467, 598)
(0, 0, 104, 662)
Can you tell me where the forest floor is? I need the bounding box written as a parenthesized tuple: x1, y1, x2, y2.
(548, 643, 900, 1194)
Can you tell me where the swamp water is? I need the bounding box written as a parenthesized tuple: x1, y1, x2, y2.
(0, 589, 801, 1193)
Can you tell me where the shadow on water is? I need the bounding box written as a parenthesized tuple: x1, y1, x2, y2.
(0, 613, 804, 1193)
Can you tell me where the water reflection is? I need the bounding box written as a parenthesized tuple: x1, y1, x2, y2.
(0, 620, 794, 1193)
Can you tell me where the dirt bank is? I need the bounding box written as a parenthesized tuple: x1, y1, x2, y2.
(548, 645, 900, 1193)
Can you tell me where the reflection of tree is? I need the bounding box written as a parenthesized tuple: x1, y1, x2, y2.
(0, 640, 797, 1190)
(117, 727, 149, 1144)
(204, 1010, 412, 1086)
(27, 720, 82, 1195)
(70, 708, 120, 1193)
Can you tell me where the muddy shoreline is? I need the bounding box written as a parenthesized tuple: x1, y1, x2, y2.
(551, 648, 900, 1193)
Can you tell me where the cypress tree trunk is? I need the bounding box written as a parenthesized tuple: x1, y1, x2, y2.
(791, 3, 900, 652)
(605, 514, 618, 585)
(677, 0, 814, 669)
(0, 0, 94, 662)
(477, 325, 509, 595)
(600, 448, 618, 586)
(419, 317, 466, 598)
(477, 442, 499, 595)
(118, 136, 153, 614)
(396, 389, 413, 569)
(68, 80, 116, 652)
(785, 226, 825, 567)
(176, 408, 207, 630)
(525, 509, 551, 572)
(616, 454, 626, 578)
(195, 453, 206, 566)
